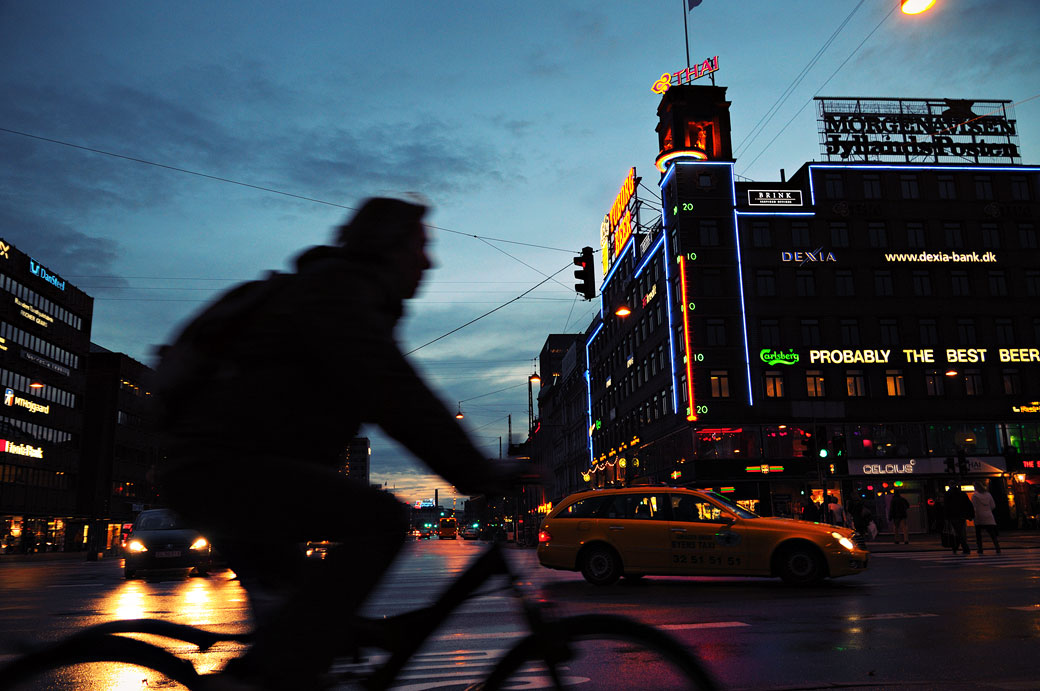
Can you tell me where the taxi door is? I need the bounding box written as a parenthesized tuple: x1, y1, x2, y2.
(668, 494, 750, 574)
(599, 492, 672, 573)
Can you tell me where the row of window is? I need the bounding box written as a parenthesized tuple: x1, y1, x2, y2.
(0, 273, 85, 331)
(746, 220, 1037, 250)
(819, 171, 1033, 202)
(0, 463, 70, 489)
(706, 367, 1028, 400)
(756, 316, 1040, 349)
(0, 368, 76, 409)
(592, 386, 674, 456)
(0, 414, 74, 445)
(753, 268, 1040, 298)
(0, 321, 79, 370)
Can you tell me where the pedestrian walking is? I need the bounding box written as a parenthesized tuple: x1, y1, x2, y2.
(945, 484, 975, 555)
(970, 480, 1001, 554)
(888, 490, 910, 544)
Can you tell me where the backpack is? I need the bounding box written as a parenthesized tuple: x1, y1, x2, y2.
(153, 272, 289, 426)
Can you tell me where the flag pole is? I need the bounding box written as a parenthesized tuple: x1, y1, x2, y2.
(682, 0, 691, 74)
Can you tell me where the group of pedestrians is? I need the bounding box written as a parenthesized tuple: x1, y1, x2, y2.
(944, 481, 1001, 555)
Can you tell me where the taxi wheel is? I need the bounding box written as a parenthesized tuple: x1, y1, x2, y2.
(580, 546, 622, 586)
(777, 546, 824, 585)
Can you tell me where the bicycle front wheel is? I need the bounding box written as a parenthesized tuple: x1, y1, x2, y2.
(480, 613, 718, 690)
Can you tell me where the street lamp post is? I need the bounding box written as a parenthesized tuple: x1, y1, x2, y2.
(528, 372, 541, 435)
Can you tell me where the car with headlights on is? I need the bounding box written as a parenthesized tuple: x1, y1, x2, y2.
(537, 486, 868, 586)
(123, 508, 212, 580)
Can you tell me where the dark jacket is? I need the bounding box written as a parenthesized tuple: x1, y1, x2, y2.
(944, 488, 975, 522)
(154, 245, 496, 495)
(888, 494, 909, 521)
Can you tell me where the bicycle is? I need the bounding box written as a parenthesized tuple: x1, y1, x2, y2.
(0, 540, 718, 690)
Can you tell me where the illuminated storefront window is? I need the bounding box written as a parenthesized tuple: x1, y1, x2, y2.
(885, 370, 906, 397)
(764, 372, 785, 398)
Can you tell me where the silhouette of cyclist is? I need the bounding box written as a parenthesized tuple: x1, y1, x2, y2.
(155, 198, 525, 689)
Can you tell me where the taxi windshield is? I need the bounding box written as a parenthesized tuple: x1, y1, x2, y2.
(705, 492, 759, 519)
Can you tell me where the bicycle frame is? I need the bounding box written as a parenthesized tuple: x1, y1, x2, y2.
(362, 540, 534, 689)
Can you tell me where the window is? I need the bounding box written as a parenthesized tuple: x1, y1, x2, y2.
(900, 175, 920, 199)
(880, 319, 900, 346)
(1010, 176, 1031, 201)
(603, 493, 669, 520)
(1020, 223, 1037, 249)
(1003, 370, 1021, 395)
(835, 270, 855, 297)
(974, 176, 993, 200)
(912, 271, 931, 297)
(846, 371, 866, 397)
(801, 319, 820, 347)
(700, 220, 720, 246)
(906, 222, 925, 248)
(868, 221, 887, 248)
(944, 222, 963, 248)
(756, 270, 776, 296)
(981, 223, 1001, 249)
(937, 175, 956, 200)
(1027, 270, 1040, 297)
(963, 370, 983, 396)
(840, 319, 860, 346)
(988, 270, 1007, 296)
(874, 270, 893, 296)
(925, 370, 945, 396)
(806, 370, 826, 397)
(765, 372, 785, 398)
(995, 318, 1015, 345)
(825, 173, 844, 198)
(951, 271, 970, 296)
(705, 319, 726, 346)
(830, 222, 849, 247)
(710, 370, 730, 398)
(885, 370, 906, 397)
(919, 319, 938, 346)
(957, 318, 977, 345)
(671, 494, 727, 523)
(795, 271, 815, 297)
(863, 174, 881, 199)
(752, 221, 772, 247)
(760, 319, 780, 348)
(791, 221, 809, 246)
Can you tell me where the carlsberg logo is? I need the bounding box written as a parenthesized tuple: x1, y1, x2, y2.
(760, 349, 800, 366)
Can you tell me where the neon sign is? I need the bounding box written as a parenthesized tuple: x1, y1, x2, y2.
(4, 389, 49, 414)
(651, 56, 719, 94)
(760, 349, 799, 366)
(1, 439, 43, 458)
(746, 464, 784, 474)
(780, 250, 836, 264)
(678, 255, 697, 421)
(29, 259, 66, 291)
(748, 190, 803, 206)
(600, 168, 638, 275)
(1012, 402, 1040, 414)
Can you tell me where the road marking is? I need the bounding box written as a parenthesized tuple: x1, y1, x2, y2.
(849, 612, 937, 620)
(660, 621, 750, 630)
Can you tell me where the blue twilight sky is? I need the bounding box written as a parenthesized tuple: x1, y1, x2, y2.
(2, 1, 1038, 506)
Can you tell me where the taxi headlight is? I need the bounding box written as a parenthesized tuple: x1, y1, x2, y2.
(189, 537, 209, 551)
(831, 532, 855, 551)
(127, 539, 148, 553)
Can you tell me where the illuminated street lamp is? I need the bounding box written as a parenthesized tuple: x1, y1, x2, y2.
(455, 403, 464, 420)
(528, 373, 541, 435)
(615, 304, 632, 318)
(29, 381, 44, 389)
(900, 0, 936, 14)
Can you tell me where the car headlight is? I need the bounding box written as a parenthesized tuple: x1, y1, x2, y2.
(831, 532, 856, 551)
(190, 537, 209, 551)
(127, 539, 148, 553)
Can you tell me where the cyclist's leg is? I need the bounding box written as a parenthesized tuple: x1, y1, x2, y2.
(165, 455, 406, 689)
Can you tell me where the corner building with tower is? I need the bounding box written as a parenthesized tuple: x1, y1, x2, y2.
(578, 84, 1040, 537)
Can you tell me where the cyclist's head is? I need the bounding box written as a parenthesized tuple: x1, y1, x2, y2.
(336, 197, 431, 299)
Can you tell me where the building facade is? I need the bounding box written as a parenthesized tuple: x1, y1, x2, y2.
(576, 86, 1040, 534)
(0, 238, 93, 553)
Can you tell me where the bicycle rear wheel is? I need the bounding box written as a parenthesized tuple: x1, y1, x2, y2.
(479, 613, 717, 690)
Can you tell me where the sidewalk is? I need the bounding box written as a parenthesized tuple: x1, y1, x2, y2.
(866, 528, 1040, 553)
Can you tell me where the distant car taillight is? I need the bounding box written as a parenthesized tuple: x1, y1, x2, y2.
(538, 529, 552, 544)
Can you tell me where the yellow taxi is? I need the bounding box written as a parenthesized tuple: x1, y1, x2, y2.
(537, 486, 868, 585)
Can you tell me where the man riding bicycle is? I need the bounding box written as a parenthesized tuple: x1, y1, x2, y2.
(154, 198, 521, 689)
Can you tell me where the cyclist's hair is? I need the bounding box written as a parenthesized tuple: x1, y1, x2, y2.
(335, 198, 427, 255)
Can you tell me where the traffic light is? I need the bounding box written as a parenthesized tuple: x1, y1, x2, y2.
(574, 246, 595, 300)
(957, 448, 969, 475)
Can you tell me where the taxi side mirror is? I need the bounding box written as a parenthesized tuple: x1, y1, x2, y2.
(718, 515, 736, 525)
